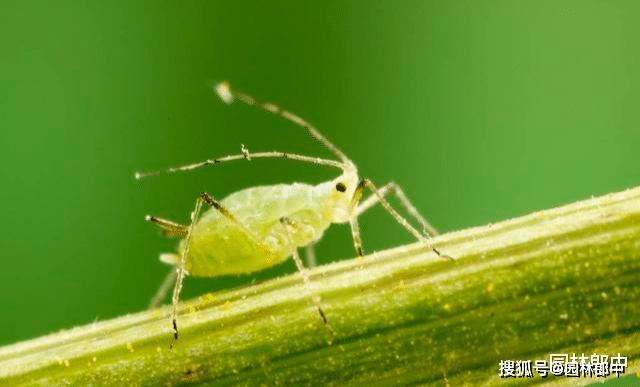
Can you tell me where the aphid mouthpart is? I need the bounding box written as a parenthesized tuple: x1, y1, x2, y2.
(140, 81, 452, 348)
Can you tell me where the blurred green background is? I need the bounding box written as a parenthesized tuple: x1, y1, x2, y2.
(1, 0, 639, 357)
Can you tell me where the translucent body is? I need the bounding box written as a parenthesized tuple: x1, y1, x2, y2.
(177, 170, 358, 277)
(137, 82, 450, 347)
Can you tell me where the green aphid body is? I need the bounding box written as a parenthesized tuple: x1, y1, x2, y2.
(138, 82, 449, 347)
(174, 168, 358, 277)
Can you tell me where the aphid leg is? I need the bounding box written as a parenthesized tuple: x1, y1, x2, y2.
(304, 243, 317, 268)
(355, 182, 440, 237)
(280, 217, 335, 337)
(170, 194, 205, 349)
(148, 268, 178, 309)
(145, 215, 188, 238)
(291, 247, 332, 334)
(348, 179, 366, 257)
(352, 179, 454, 261)
(169, 192, 277, 348)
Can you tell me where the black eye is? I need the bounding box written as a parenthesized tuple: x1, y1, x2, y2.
(335, 182, 347, 192)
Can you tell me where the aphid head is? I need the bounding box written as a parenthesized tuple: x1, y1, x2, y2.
(317, 162, 359, 224)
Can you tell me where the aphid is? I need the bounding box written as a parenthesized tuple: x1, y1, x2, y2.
(135, 82, 453, 348)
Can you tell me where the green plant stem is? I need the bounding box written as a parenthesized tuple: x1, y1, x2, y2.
(2, 187, 640, 386)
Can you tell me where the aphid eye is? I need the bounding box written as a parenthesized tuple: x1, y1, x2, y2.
(335, 182, 347, 192)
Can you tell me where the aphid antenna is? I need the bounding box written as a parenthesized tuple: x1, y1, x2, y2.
(134, 150, 347, 180)
(134, 81, 357, 180)
(214, 81, 353, 165)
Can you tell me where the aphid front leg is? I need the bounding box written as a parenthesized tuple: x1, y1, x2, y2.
(351, 179, 453, 260)
(348, 180, 366, 257)
(354, 182, 440, 237)
(280, 217, 334, 337)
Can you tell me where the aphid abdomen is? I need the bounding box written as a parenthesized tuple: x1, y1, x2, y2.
(180, 183, 333, 277)
(183, 220, 265, 276)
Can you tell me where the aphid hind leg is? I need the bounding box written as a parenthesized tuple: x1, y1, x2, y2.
(148, 268, 177, 309)
(145, 216, 186, 308)
(170, 194, 204, 349)
(169, 192, 276, 348)
(280, 217, 335, 337)
(351, 179, 453, 260)
(355, 182, 440, 237)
